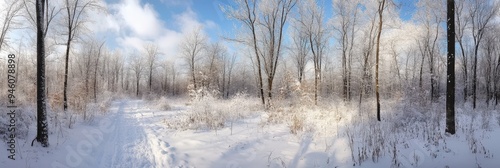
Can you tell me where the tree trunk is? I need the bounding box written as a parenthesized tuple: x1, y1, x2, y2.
(136, 74, 140, 96)
(375, 0, 385, 122)
(63, 34, 71, 111)
(149, 69, 152, 92)
(446, 0, 456, 135)
(473, 44, 478, 108)
(93, 41, 104, 103)
(35, 0, 49, 147)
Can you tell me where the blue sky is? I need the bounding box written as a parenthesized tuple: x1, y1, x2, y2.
(143, 0, 417, 37)
(99, 0, 418, 58)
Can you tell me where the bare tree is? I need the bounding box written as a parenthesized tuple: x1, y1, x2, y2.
(375, 0, 387, 121)
(297, 0, 327, 105)
(454, 0, 470, 102)
(260, 0, 296, 103)
(180, 27, 207, 91)
(144, 42, 160, 92)
(108, 50, 123, 92)
(93, 40, 105, 102)
(206, 42, 225, 91)
(358, 11, 378, 107)
(415, 0, 443, 101)
(130, 52, 145, 96)
(482, 31, 496, 104)
(222, 53, 237, 98)
(62, 0, 100, 111)
(22, 0, 60, 38)
(0, 0, 22, 51)
(222, 0, 296, 106)
(289, 25, 309, 83)
(223, 0, 266, 105)
(469, 0, 497, 108)
(333, 0, 358, 102)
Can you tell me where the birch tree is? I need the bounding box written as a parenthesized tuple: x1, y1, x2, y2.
(180, 27, 207, 92)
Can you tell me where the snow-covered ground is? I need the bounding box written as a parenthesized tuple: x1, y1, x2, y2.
(2, 98, 500, 168)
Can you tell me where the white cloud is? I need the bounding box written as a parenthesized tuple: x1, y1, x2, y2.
(95, 0, 218, 61)
(115, 0, 163, 38)
(174, 8, 203, 33)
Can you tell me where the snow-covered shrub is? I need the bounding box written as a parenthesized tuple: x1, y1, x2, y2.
(154, 97, 172, 111)
(143, 92, 160, 101)
(289, 114, 304, 135)
(98, 91, 114, 113)
(165, 92, 261, 131)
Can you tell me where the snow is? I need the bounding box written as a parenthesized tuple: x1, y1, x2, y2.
(2, 98, 500, 167)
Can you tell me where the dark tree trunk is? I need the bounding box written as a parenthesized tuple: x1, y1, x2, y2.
(63, 36, 71, 111)
(473, 45, 478, 108)
(136, 74, 140, 96)
(35, 0, 49, 147)
(446, 0, 456, 134)
(251, 25, 265, 105)
(375, 0, 385, 122)
(149, 67, 152, 92)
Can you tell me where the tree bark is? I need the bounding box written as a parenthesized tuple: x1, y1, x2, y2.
(446, 0, 456, 135)
(63, 35, 71, 111)
(375, 0, 385, 121)
(35, 0, 49, 147)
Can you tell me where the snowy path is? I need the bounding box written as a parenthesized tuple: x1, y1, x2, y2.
(78, 100, 188, 168)
(4, 98, 500, 168)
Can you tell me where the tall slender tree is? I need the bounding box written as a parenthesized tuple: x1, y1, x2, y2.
(180, 27, 206, 91)
(446, 0, 456, 135)
(454, 0, 469, 102)
(470, 0, 497, 108)
(297, 0, 328, 105)
(223, 0, 266, 105)
(222, 0, 296, 106)
(34, 0, 49, 147)
(375, 0, 386, 121)
(144, 43, 159, 92)
(93, 40, 105, 102)
(333, 0, 358, 102)
(0, 0, 22, 52)
(62, 0, 99, 111)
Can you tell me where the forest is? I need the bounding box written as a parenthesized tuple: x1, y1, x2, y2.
(1, 0, 500, 167)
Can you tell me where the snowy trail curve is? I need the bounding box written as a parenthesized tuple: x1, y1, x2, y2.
(77, 100, 182, 168)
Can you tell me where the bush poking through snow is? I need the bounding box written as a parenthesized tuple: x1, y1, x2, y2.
(154, 97, 172, 111)
(289, 114, 304, 135)
(165, 93, 261, 131)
